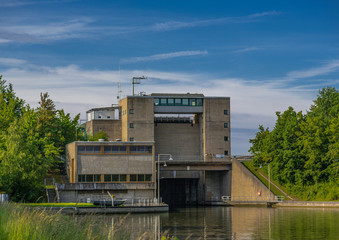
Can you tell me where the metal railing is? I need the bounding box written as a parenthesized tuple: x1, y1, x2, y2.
(222, 195, 285, 202)
(78, 196, 165, 206)
(155, 155, 232, 162)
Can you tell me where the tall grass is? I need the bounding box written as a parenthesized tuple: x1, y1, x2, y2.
(0, 203, 131, 240)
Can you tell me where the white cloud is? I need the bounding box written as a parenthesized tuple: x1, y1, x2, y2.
(233, 47, 261, 53)
(121, 51, 208, 64)
(286, 60, 339, 80)
(0, 57, 27, 66)
(2, 60, 332, 154)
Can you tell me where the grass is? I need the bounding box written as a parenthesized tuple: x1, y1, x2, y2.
(22, 203, 95, 208)
(0, 203, 180, 240)
(242, 161, 294, 199)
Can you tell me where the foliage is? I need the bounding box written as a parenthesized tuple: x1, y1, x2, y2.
(88, 131, 109, 141)
(0, 77, 80, 202)
(249, 87, 339, 200)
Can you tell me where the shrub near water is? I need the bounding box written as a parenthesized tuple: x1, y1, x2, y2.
(0, 203, 130, 240)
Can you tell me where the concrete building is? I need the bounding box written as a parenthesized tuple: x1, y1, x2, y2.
(64, 93, 232, 205)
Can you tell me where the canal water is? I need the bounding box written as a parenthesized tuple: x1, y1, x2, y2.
(92, 206, 339, 239)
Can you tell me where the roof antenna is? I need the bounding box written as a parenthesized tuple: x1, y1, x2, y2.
(132, 76, 147, 96)
(117, 65, 122, 101)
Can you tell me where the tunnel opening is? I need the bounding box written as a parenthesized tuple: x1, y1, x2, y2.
(160, 178, 199, 206)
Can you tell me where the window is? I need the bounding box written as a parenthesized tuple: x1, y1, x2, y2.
(104, 146, 111, 153)
(224, 123, 228, 128)
(86, 146, 93, 152)
(107, 116, 111, 119)
(224, 110, 228, 115)
(111, 174, 119, 181)
(146, 146, 152, 153)
(224, 136, 228, 142)
(138, 174, 145, 181)
(130, 146, 137, 153)
(78, 175, 86, 182)
(182, 98, 189, 105)
(129, 109, 134, 114)
(137, 146, 145, 153)
(120, 174, 127, 182)
(94, 175, 101, 182)
(224, 150, 229, 156)
(120, 146, 127, 153)
(197, 99, 203, 106)
(86, 175, 93, 182)
(189, 99, 196, 106)
(98, 116, 102, 119)
(93, 146, 101, 153)
(154, 98, 160, 106)
(160, 98, 167, 105)
(130, 123, 134, 128)
(130, 174, 137, 182)
(175, 98, 181, 106)
(104, 174, 111, 182)
(129, 137, 134, 142)
(78, 146, 86, 153)
(145, 174, 152, 181)
(167, 98, 174, 105)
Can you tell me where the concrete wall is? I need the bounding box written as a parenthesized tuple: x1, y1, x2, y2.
(205, 171, 230, 202)
(203, 98, 230, 161)
(154, 123, 201, 159)
(120, 97, 154, 142)
(78, 155, 153, 175)
(66, 142, 76, 183)
(231, 159, 275, 200)
(85, 120, 122, 141)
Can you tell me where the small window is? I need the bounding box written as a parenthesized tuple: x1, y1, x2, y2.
(120, 174, 127, 182)
(129, 109, 134, 114)
(111, 146, 119, 153)
(107, 116, 111, 119)
(197, 99, 203, 106)
(167, 98, 174, 105)
(112, 174, 119, 181)
(138, 174, 145, 181)
(224, 150, 229, 156)
(120, 146, 127, 152)
(146, 146, 152, 153)
(145, 174, 152, 181)
(160, 98, 167, 105)
(130, 174, 137, 182)
(154, 98, 160, 106)
(104, 174, 111, 182)
(175, 99, 181, 106)
(78, 175, 85, 182)
(224, 110, 228, 115)
(94, 175, 101, 182)
(93, 146, 101, 153)
(86, 175, 93, 182)
(86, 146, 93, 153)
(104, 146, 111, 153)
(182, 99, 189, 105)
(137, 146, 145, 153)
(130, 146, 137, 153)
(189, 99, 196, 106)
(224, 123, 228, 128)
(78, 146, 85, 153)
(224, 136, 228, 142)
(129, 137, 134, 142)
(130, 123, 134, 128)
(98, 116, 102, 119)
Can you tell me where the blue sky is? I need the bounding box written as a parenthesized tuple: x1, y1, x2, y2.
(0, 0, 338, 154)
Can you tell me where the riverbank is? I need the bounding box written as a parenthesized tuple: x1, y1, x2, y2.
(227, 200, 339, 208)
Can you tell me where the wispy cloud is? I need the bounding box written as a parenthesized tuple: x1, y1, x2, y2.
(286, 60, 339, 80)
(233, 47, 261, 53)
(0, 57, 27, 66)
(120, 51, 208, 64)
(0, 0, 75, 7)
(151, 11, 279, 31)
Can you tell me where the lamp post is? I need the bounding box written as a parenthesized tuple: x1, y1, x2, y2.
(157, 154, 173, 204)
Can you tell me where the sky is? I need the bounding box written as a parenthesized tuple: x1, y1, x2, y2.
(0, 0, 338, 155)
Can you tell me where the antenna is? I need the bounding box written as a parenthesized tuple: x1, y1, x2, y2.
(132, 76, 147, 96)
(117, 65, 122, 101)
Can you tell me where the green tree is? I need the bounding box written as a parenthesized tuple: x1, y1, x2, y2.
(88, 131, 109, 141)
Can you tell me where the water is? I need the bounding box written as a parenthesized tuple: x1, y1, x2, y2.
(91, 206, 339, 239)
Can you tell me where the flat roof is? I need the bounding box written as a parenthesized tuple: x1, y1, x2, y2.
(86, 106, 119, 113)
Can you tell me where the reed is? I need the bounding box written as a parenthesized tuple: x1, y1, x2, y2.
(0, 203, 130, 240)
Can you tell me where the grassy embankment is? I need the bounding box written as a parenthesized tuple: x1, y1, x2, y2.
(0, 203, 178, 240)
(242, 161, 295, 200)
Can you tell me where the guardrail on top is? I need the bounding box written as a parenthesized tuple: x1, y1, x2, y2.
(222, 195, 285, 202)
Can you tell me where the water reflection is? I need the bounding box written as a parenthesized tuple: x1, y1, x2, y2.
(86, 207, 339, 239)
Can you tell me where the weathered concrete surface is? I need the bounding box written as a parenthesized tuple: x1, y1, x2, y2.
(275, 201, 339, 208)
(231, 159, 275, 200)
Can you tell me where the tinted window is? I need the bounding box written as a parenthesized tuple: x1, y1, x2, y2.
(112, 146, 119, 153)
(93, 146, 101, 153)
(175, 99, 181, 105)
(154, 98, 160, 106)
(137, 146, 145, 153)
(130, 174, 137, 181)
(197, 99, 203, 106)
(167, 98, 174, 105)
(145, 174, 152, 181)
(94, 175, 101, 182)
(86, 146, 93, 153)
(78, 146, 85, 153)
(160, 98, 167, 105)
(86, 175, 93, 182)
(130, 146, 137, 153)
(120, 146, 127, 153)
(138, 174, 145, 181)
(182, 99, 188, 105)
(120, 174, 127, 182)
(112, 174, 119, 181)
(104, 174, 111, 182)
(146, 146, 152, 153)
(104, 146, 111, 153)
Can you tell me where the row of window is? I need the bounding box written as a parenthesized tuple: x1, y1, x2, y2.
(154, 98, 203, 107)
(78, 145, 152, 154)
(78, 174, 152, 183)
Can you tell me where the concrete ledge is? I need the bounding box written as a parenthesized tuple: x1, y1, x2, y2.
(275, 201, 339, 208)
(36, 205, 169, 214)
